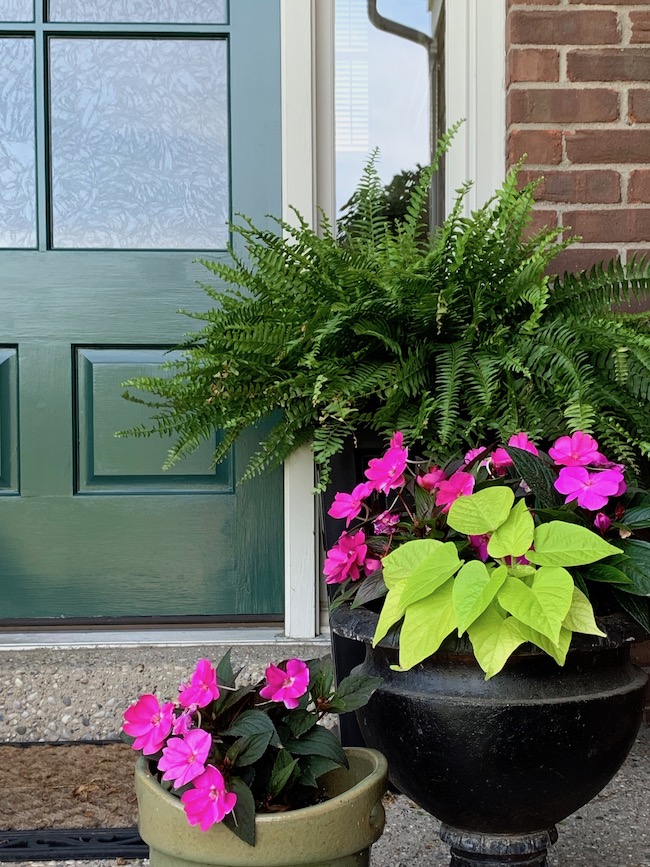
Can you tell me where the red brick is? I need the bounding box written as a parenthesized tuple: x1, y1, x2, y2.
(519, 169, 621, 203)
(508, 10, 620, 46)
(567, 49, 650, 82)
(566, 130, 650, 164)
(509, 0, 559, 6)
(564, 208, 650, 242)
(508, 88, 618, 124)
(629, 88, 650, 123)
(631, 11, 650, 43)
(526, 208, 560, 237)
(507, 129, 563, 166)
(508, 48, 559, 84)
(629, 170, 650, 204)
(569, 0, 648, 4)
(628, 247, 650, 264)
(546, 247, 618, 275)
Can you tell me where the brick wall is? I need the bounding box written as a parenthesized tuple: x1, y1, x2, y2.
(506, 0, 650, 274)
(506, 0, 650, 718)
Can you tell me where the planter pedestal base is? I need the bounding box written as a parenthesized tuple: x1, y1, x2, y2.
(440, 826, 558, 867)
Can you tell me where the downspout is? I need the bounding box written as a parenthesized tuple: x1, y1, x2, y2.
(366, 0, 445, 226)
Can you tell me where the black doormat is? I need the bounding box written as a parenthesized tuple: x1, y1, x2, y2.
(0, 741, 147, 861)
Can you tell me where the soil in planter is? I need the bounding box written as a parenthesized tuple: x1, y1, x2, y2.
(0, 741, 138, 830)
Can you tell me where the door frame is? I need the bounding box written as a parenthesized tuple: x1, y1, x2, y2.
(0, 0, 506, 644)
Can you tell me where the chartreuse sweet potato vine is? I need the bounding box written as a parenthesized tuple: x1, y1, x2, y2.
(373, 488, 620, 678)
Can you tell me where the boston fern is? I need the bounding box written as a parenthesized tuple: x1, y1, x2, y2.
(120, 135, 650, 488)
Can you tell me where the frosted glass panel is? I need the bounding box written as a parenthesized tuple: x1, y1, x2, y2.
(49, 0, 226, 23)
(0, 0, 33, 20)
(0, 39, 36, 248)
(50, 39, 229, 249)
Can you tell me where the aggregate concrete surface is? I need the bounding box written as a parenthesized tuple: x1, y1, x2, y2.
(0, 641, 648, 867)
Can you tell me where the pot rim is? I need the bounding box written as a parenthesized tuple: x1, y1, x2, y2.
(136, 745, 387, 825)
(330, 601, 647, 656)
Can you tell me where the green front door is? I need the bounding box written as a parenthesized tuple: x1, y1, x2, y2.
(0, 1, 284, 621)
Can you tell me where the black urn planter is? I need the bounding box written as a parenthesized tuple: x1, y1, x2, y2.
(321, 431, 385, 748)
(330, 603, 648, 867)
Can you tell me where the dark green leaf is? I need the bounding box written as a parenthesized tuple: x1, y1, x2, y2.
(583, 563, 635, 587)
(534, 508, 585, 526)
(413, 482, 435, 519)
(612, 589, 650, 633)
(503, 447, 562, 509)
(299, 754, 341, 781)
(608, 540, 650, 595)
(267, 750, 299, 798)
(119, 730, 135, 747)
(350, 569, 388, 608)
(328, 581, 358, 612)
(220, 709, 282, 748)
(212, 685, 255, 718)
(223, 778, 256, 846)
(286, 709, 318, 739)
(283, 725, 348, 767)
(328, 674, 382, 713)
(622, 506, 650, 529)
(216, 648, 236, 688)
(308, 658, 334, 701)
(227, 732, 273, 767)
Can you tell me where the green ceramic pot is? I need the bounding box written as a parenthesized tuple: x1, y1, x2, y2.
(135, 747, 388, 867)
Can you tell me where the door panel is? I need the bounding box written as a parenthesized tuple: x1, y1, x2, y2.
(0, 1, 284, 621)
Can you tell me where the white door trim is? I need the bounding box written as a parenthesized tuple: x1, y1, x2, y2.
(281, 0, 335, 638)
(444, 0, 507, 216)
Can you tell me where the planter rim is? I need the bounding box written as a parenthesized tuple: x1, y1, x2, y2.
(135, 746, 388, 866)
(136, 746, 386, 826)
(330, 601, 647, 656)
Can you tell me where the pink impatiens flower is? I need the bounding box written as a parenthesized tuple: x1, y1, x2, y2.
(181, 765, 237, 831)
(364, 442, 409, 494)
(158, 729, 212, 788)
(549, 432, 601, 467)
(554, 466, 624, 511)
(436, 471, 475, 512)
(123, 694, 175, 755)
(179, 659, 220, 709)
(464, 447, 487, 466)
(172, 709, 195, 737)
(373, 510, 400, 535)
(259, 658, 310, 709)
(328, 482, 372, 526)
(468, 534, 490, 562)
(507, 432, 539, 456)
(416, 467, 446, 493)
(594, 512, 612, 534)
(323, 530, 368, 584)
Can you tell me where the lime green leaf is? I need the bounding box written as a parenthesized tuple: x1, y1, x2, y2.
(372, 583, 406, 646)
(396, 580, 457, 671)
(528, 521, 623, 567)
(382, 539, 444, 589)
(467, 603, 528, 679)
(453, 563, 508, 635)
(396, 542, 463, 609)
(488, 499, 534, 559)
(447, 487, 515, 536)
(563, 586, 606, 637)
(497, 567, 574, 644)
(516, 621, 573, 666)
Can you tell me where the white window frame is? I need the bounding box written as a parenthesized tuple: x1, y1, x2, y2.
(282, 0, 506, 638)
(444, 0, 507, 216)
